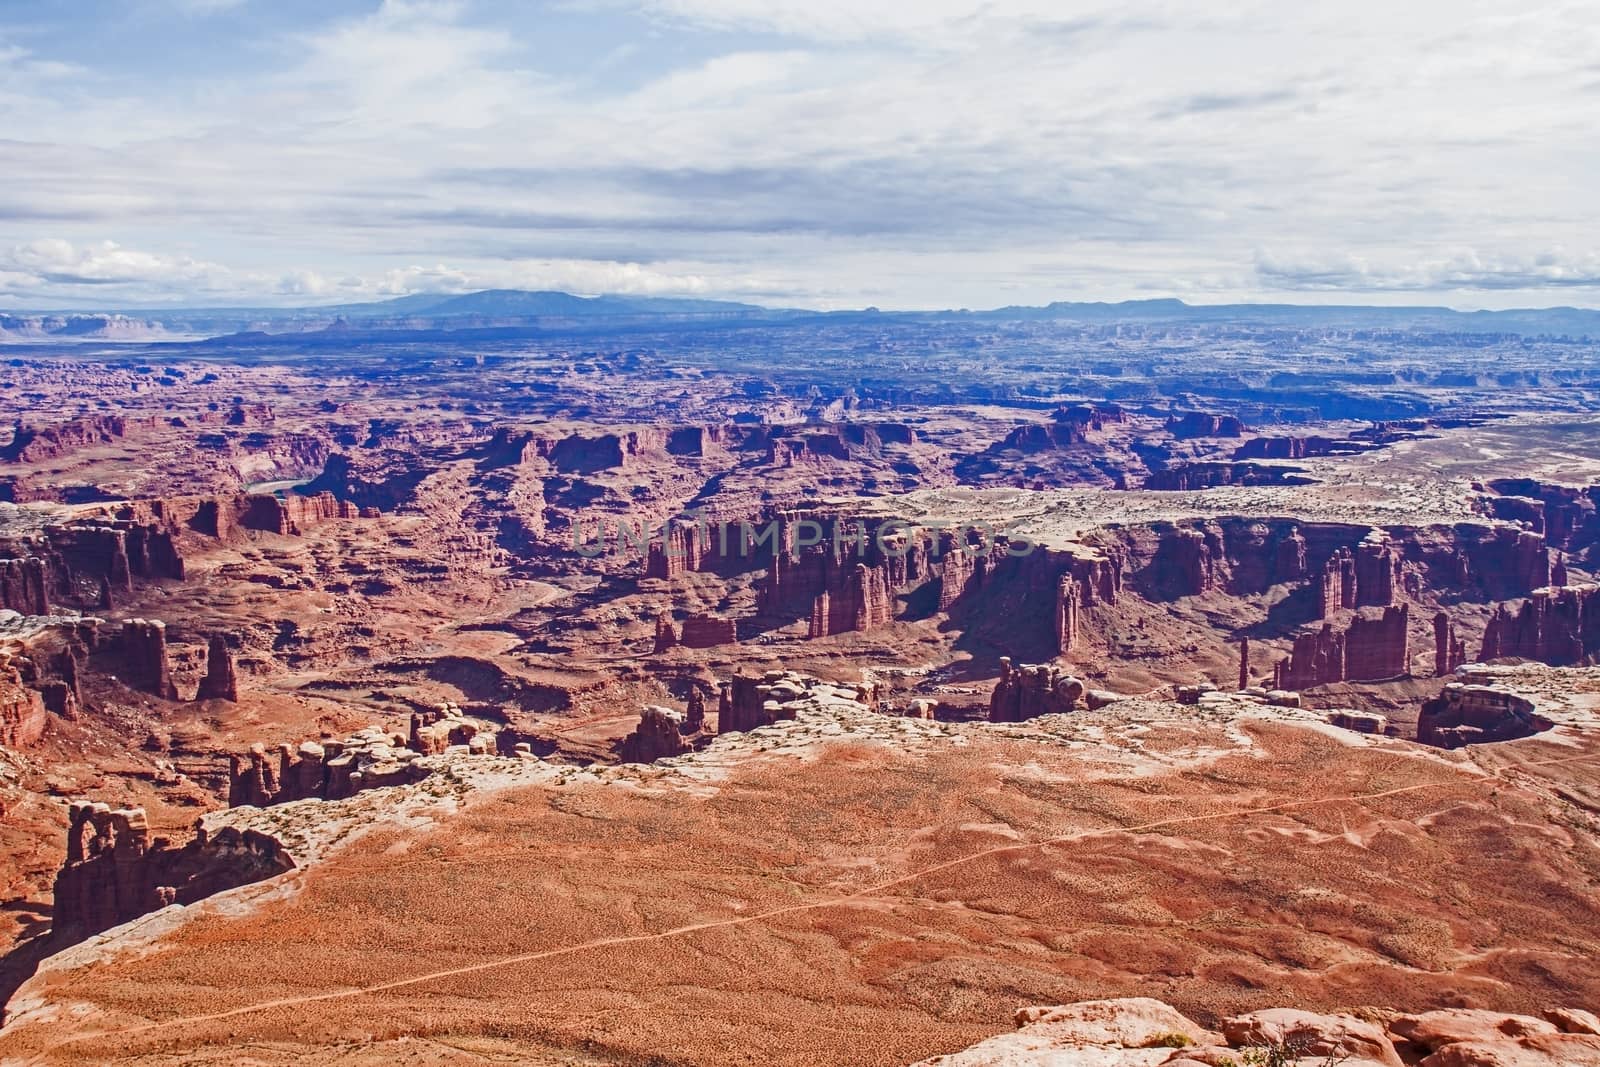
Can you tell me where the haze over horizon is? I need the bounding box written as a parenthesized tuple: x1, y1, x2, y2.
(2, 0, 1597, 310)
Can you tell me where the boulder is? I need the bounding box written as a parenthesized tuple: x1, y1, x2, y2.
(1223, 1009, 1403, 1067)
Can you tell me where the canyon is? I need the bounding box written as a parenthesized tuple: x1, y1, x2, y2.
(0, 305, 1597, 1063)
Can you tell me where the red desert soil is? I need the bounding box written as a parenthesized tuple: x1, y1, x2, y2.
(4, 710, 1597, 1066)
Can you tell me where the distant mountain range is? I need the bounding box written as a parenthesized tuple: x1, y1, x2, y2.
(4, 291, 1600, 344)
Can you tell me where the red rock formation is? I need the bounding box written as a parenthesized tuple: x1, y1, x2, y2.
(1318, 548, 1357, 618)
(1233, 435, 1353, 460)
(685, 687, 707, 732)
(717, 672, 804, 735)
(1452, 525, 1550, 599)
(0, 656, 47, 748)
(1275, 605, 1409, 689)
(647, 520, 707, 580)
(0, 556, 48, 615)
(652, 613, 678, 653)
(1000, 422, 1091, 452)
(52, 803, 294, 940)
(619, 705, 698, 762)
(989, 658, 1085, 722)
(1055, 574, 1082, 654)
(1143, 462, 1313, 491)
(117, 619, 178, 700)
(196, 634, 239, 702)
(1354, 537, 1401, 607)
(239, 491, 360, 536)
(229, 717, 480, 808)
(1238, 638, 1250, 690)
(680, 614, 737, 648)
(0, 415, 148, 463)
(1480, 584, 1600, 666)
(1418, 683, 1551, 748)
(1156, 527, 1219, 596)
(1165, 412, 1246, 438)
(1433, 612, 1466, 676)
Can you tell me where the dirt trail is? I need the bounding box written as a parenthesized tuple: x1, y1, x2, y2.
(24, 746, 1598, 1063)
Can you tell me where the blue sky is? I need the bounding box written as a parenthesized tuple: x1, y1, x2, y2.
(1, 0, 1597, 309)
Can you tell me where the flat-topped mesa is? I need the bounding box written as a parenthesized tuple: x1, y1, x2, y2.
(1232, 434, 1371, 460)
(1418, 682, 1553, 748)
(52, 802, 294, 942)
(196, 633, 239, 702)
(1274, 604, 1410, 690)
(0, 556, 49, 616)
(1000, 422, 1091, 452)
(0, 414, 148, 464)
(680, 613, 737, 648)
(989, 658, 1085, 723)
(764, 422, 913, 466)
(1484, 477, 1600, 552)
(116, 618, 178, 700)
(1165, 411, 1246, 438)
(1480, 583, 1600, 666)
(239, 490, 361, 536)
(1143, 461, 1314, 491)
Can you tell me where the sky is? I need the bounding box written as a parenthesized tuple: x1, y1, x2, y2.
(1, 0, 1597, 310)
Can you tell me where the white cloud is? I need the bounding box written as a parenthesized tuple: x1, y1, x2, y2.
(1, 1, 1598, 308)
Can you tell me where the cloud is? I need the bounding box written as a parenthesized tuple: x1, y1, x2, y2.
(1, 1, 1598, 308)
(1, 239, 233, 289)
(1254, 250, 1600, 293)
(0, 237, 775, 306)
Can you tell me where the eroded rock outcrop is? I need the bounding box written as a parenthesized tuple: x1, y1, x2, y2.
(0, 654, 47, 748)
(229, 710, 496, 808)
(1480, 583, 1600, 666)
(116, 619, 178, 700)
(917, 999, 1600, 1067)
(1165, 411, 1246, 438)
(1275, 605, 1410, 690)
(0, 557, 49, 616)
(619, 703, 709, 762)
(1418, 682, 1552, 748)
(196, 633, 239, 702)
(52, 803, 295, 941)
(989, 658, 1084, 722)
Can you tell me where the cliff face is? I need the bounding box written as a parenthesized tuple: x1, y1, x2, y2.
(0, 415, 150, 463)
(1143, 462, 1313, 491)
(1275, 605, 1410, 690)
(0, 657, 47, 748)
(1485, 478, 1600, 555)
(52, 803, 295, 941)
(0, 557, 48, 615)
(1418, 683, 1552, 748)
(116, 619, 178, 701)
(1165, 412, 1246, 438)
(679, 614, 737, 648)
(1480, 584, 1600, 666)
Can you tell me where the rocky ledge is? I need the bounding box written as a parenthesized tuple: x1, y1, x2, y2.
(917, 997, 1600, 1066)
